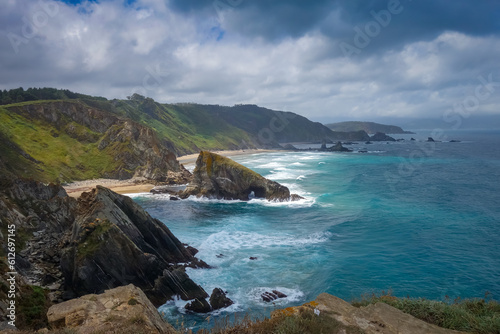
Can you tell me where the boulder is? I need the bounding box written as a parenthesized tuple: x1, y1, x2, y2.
(370, 132, 396, 142)
(261, 290, 287, 303)
(209, 288, 234, 310)
(47, 284, 175, 334)
(181, 151, 303, 202)
(328, 141, 352, 152)
(185, 298, 212, 313)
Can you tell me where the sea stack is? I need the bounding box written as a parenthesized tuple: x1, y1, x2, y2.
(181, 151, 303, 201)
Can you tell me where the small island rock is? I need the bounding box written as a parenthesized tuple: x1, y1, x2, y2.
(181, 151, 303, 202)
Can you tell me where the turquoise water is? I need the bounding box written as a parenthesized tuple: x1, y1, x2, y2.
(131, 130, 500, 328)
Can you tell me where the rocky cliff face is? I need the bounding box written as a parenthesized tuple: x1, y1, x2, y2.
(61, 186, 209, 306)
(370, 132, 396, 142)
(3, 101, 191, 183)
(181, 151, 302, 201)
(0, 178, 218, 329)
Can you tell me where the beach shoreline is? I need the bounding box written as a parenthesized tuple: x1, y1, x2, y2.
(64, 149, 280, 198)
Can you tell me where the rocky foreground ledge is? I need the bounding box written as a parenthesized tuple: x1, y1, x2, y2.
(177, 151, 303, 201)
(10, 284, 466, 334)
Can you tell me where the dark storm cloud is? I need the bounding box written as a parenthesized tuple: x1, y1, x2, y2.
(1, 0, 500, 120)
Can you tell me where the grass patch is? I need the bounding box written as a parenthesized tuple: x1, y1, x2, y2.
(352, 291, 500, 334)
(193, 308, 363, 334)
(17, 285, 52, 330)
(0, 105, 119, 183)
(76, 219, 114, 260)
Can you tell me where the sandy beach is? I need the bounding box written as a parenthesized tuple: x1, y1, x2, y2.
(64, 149, 279, 198)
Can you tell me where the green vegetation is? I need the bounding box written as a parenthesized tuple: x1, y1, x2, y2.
(352, 292, 500, 334)
(0, 104, 118, 183)
(17, 285, 52, 330)
(111, 96, 258, 155)
(190, 307, 362, 334)
(77, 219, 114, 260)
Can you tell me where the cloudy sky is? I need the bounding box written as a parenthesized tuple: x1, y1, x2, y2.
(1, 0, 500, 123)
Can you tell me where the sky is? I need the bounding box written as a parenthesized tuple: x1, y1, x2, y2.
(1, 0, 500, 123)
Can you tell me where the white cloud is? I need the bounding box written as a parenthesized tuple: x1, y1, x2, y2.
(0, 1, 499, 122)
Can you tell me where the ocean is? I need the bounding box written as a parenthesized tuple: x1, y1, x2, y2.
(130, 129, 500, 329)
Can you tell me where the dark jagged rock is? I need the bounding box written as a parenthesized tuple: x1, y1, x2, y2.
(209, 288, 234, 310)
(249, 257, 258, 260)
(411, 138, 416, 141)
(365, 141, 373, 144)
(185, 298, 212, 313)
(450, 140, 461, 143)
(261, 290, 287, 303)
(272, 290, 288, 299)
(370, 132, 396, 142)
(328, 141, 352, 152)
(181, 151, 303, 202)
(320, 140, 327, 150)
(281, 143, 298, 150)
(427, 137, 435, 142)
(61, 186, 209, 306)
(0, 178, 212, 316)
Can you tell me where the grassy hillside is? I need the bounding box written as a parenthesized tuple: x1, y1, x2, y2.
(0, 88, 382, 183)
(109, 96, 260, 155)
(0, 103, 119, 182)
(326, 121, 413, 134)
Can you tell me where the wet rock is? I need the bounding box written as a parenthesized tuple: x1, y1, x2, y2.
(249, 257, 258, 260)
(185, 298, 212, 313)
(261, 290, 287, 303)
(371, 132, 396, 142)
(209, 288, 234, 310)
(328, 141, 351, 152)
(182, 151, 303, 202)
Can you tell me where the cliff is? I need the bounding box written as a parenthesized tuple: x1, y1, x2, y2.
(0, 178, 219, 329)
(0, 100, 190, 183)
(326, 121, 414, 134)
(181, 151, 302, 201)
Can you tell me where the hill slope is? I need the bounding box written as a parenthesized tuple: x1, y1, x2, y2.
(0, 88, 378, 183)
(326, 121, 414, 134)
(0, 100, 189, 183)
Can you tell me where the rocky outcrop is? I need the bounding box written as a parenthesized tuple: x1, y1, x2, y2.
(181, 151, 302, 201)
(371, 132, 396, 141)
(0, 178, 214, 327)
(273, 293, 466, 334)
(262, 290, 287, 303)
(60, 185, 209, 306)
(328, 141, 352, 152)
(209, 288, 234, 310)
(47, 284, 176, 334)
